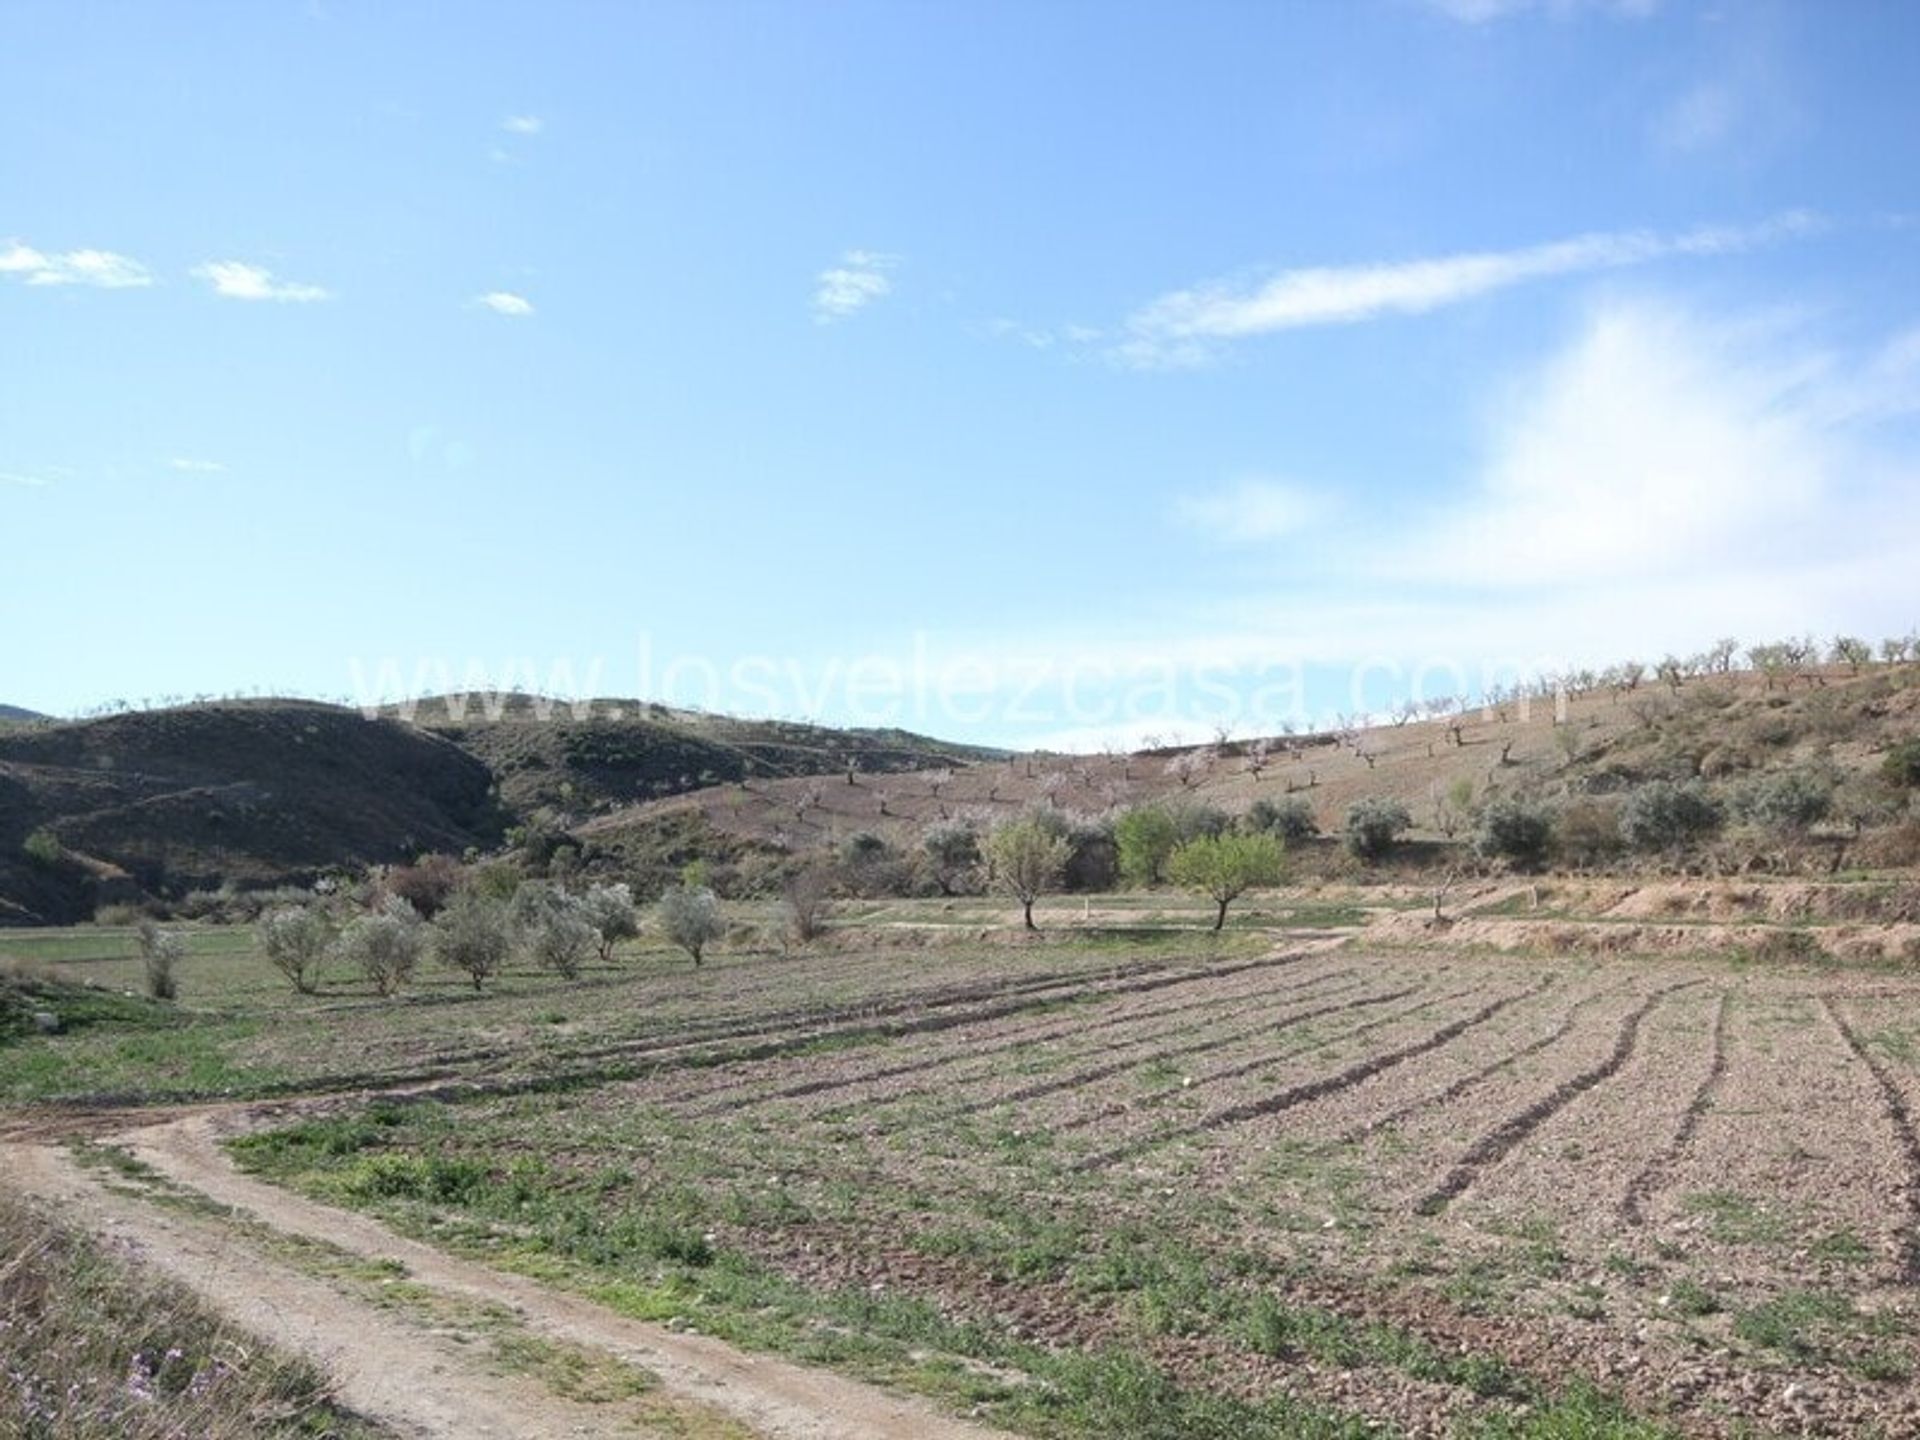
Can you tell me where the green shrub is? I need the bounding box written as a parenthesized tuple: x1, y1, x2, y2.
(1729, 769, 1832, 834)
(21, 829, 62, 867)
(1883, 737, 1920, 789)
(1474, 797, 1555, 868)
(1618, 780, 1723, 852)
(1246, 796, 1318, 841)
(1115, 805, 1179, 885)
(1344, 797, 1413, 861)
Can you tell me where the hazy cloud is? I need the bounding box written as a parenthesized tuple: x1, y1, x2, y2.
(1176, 477, 1331, 544)
(474, 291, 535, 317)
(813, 250, 900, 321)
(166, 457, 227, 474)
(1, 241, 152, 289)
(501, 114, 543, 135)
(193, 260, 330, 303)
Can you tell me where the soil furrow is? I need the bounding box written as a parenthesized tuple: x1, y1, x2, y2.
(1082, 977, 1554, 1170)
(1620, 989, 1731, 1226)
(1821, 995, 1920, 1281)
(692, 956, 1359, 1114)
(1339, 981, 1621, 1147)
(1414, 980, 1702, 1215)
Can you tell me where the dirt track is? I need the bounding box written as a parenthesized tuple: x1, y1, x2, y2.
(0, 1110, 1013, 1440)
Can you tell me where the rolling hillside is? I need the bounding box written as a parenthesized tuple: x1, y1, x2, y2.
(0, 696, 999, 924)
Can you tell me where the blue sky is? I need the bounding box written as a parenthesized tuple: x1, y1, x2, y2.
(5, 0, 1918, 745)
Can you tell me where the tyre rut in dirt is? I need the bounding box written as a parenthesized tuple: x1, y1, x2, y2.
(1619, 990, 1730, 1227)
(1820, 995, 1920, 1281)
(1079, 976, 1556, 1171)
(1414, 980, 1703, 1216)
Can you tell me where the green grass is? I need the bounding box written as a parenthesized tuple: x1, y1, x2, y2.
(0, 1187, 390, 1439)
(229, 1093, 1686, 1440)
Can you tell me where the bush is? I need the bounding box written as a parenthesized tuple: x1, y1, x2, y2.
(529, 904, 596, 979)
(577, 882, 640, 961)
(1115, 805, 1178, 885)
(1618, 780, 1724, 852)
(333, 898, 425, 996)
(1344, 797, 1413, 861)
(1883, 738, 1920, 790)
(1246, 796, 1317, 841)
(659, 885, 724, 966)
(385, 853, 463, 919)
(432, 892, 512, 990)
(1474, 797, 1555, 868)
(1730, 769, 1833, 834)
(134, 919, 184, 1001)
(21, 829, 61, 867)
(257, 906, 335, 994)
(781, 864, 835, 945)
(920, 821, 981, 896)
(1554, 798, 1623, 867)
(1167, 832, 1286, 931)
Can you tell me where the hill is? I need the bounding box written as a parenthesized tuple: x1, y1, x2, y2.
(0, 696, 999, 924)
(580, 661, 1920, 882)
(0, 701, 502, 924)
(398, 694, 1001, 819)
(0, 705, 47, 724)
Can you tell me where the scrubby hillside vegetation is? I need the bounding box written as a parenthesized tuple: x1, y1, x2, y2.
(575, 640, 1920, 902)
(0, 694, 995, 925)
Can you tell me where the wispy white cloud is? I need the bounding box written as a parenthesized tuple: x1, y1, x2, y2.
(501, 114, 543, 135)
(193, 260, 330, 303)
(1115, 212, 1821, 367)
(813, 250, 900, 322)
(474, 291, 535, 317)
(1423, 0, 1657, 22)
(0, 470, 52, 488)
(1175, 477, 1332, 544)
(0, 241, 152, 289)
(166, 457, 227, 474)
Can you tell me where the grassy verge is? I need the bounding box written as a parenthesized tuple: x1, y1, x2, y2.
(0, 1186, 387, 1439)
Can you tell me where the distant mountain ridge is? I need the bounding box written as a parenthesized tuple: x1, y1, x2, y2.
(0, 705, 47, 724)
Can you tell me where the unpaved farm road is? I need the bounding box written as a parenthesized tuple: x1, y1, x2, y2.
(1, 1107, 1014, 1440)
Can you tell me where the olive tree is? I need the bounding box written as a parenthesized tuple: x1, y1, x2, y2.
(578, 882, 640, 962)
(432, 892, 513, 990)
(1168, 832, 1285, 932)
(333, 897, 425, 997)
(659, 884, 724, 967)
(135, 919, 185, 1001)
(257, 905, 335, 994)
(985, 818, 1071, 931)
(529, 901, 597, 978)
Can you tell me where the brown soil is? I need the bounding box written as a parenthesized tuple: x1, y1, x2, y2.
(0, 1110, 1015, 1440)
